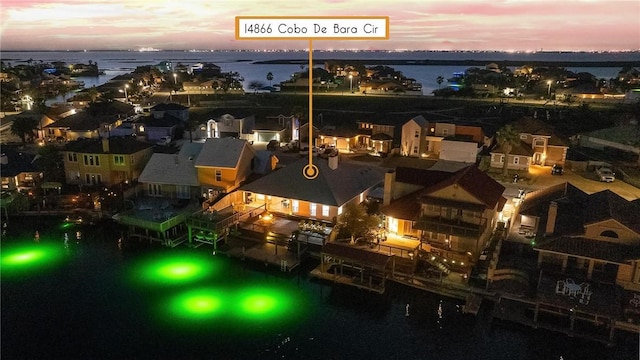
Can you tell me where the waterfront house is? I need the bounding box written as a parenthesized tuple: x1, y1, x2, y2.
(138, 142, 202, 201)
(194, 137, 256, 198)
(1, 148, 41, 192)
(527, 183, 640, 288)
(62, 137, 153, 187)
(517, 182, 640, 328)
(490, 117, 568, 171)
(239, 156, 385, 222)
(114, 142, 203, 247)
(381, 165, 506, 262)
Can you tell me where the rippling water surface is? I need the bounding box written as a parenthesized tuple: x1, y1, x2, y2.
(2, 217, 637, 359)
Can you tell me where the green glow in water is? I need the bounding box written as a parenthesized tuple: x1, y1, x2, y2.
(165, 288, 227, 320)
(1, 243, 65, 277)
(234, 286, 296, 321)
(131, 252, 218, 286)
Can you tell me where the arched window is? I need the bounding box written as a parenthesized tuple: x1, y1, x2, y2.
(600, 230, 618, 238)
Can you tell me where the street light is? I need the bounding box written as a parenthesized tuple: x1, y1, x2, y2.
(173, 73, 177, 85)
(547, 80, 552, 99)
(349, 74, 353, 93)
(123, 84, 129, 103)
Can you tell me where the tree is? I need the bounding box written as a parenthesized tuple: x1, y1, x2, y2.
(36, 144, 64, 183)
(335, 203, 381, 244)
(87, 86, 99, 103)
(496, 124, 520, 177)
(184, 116, 200, 143)
(266, 72, 274, 86)
(10, 115, 39, 145)
(248, 80, 265, 93)
(436, 76, 444, 89)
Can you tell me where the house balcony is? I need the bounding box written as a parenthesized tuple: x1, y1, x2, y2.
(413, 216, 484, 239)
(114, 197, 200, 233)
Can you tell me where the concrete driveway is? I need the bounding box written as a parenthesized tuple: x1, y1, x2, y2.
(501, 165, 640, 201)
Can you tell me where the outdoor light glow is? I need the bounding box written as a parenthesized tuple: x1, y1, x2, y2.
(234, 286, 294, 321)
(165, 288, 227, 321)
(1, 243, 65, 277)
(131, 252, 219, 286)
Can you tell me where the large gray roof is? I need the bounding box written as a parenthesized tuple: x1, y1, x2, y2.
(194, 138, 253, 168)
(240, 157, 385, 206)
(138, 153, 199, 186)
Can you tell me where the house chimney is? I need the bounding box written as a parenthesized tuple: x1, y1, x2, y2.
(328, 154, 339, 170)
(545, 201, 558, 235)
(383, 169, 396, 206)
(101, 138, 110, 153)
(0, 154, 8, 165)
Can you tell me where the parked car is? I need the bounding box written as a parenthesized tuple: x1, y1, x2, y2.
(156, 136, 172, 146)
(551, 164, 564, 175)
(596, 167, 615, 182)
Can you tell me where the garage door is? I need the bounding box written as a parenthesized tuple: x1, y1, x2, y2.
(257, 133, 278, 142)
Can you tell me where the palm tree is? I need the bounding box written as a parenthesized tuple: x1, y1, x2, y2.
(436, 76, 444, 89)
(266, 72, 274, 86)
(496, 124, 520, 177)
(10, 115, 39, 145)
(87, 86, 99, 103)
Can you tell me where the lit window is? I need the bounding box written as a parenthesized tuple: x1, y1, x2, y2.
(338, 206, 343, 215)
(310, 203, 317, 217)
(322, 205, 329, 217)
(292, 200, 299, 213)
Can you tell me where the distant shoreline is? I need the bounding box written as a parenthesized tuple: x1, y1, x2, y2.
(254, 59, 640, 67)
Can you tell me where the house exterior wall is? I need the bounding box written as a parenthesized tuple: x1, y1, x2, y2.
(196, 146, 254, 193)
(143, 183, 199, 199)
(439, 140, 478, 163)
(434, 123, 455, 137)
(490, 153, 530, 171)
(455, 125, 484, 143)
(616, 261, 640, 291)
(546, 145, 568, 166)
(63, 147, 152, 186)
(198, 167, 239, 193)
(373, 124, 394, 138)
(583, 219, 640, 244)
(401, 120, 426, 157)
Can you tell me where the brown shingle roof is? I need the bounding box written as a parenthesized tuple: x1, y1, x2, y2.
(382, 165, 506, 219)
(535, 236, 640, 263)
(423, 165, 506, 209)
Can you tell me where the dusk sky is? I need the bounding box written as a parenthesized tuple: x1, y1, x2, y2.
(1, 0, 639, 51)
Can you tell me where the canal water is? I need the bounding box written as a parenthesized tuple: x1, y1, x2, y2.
(1, 216, 637, 360)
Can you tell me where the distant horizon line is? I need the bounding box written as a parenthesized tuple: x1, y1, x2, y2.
(2, 48, 639, 53)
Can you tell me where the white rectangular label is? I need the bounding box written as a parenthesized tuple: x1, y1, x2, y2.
(236, 17, 389, 40)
